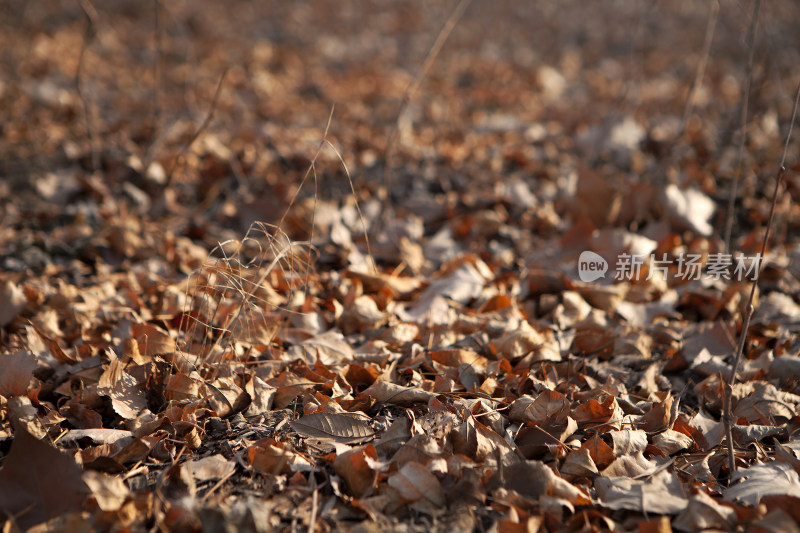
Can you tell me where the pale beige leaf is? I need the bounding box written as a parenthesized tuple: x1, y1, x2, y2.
(82, 471, 129, 512)
(0, 281, 26, 327)
(387, 462, 445, 506)
(596, 470, 688, 514)
(361, 380, 436, 405)
(290, 412, 376, 444)
(724, 462, 800, 505)
(187, 454, 236, 481)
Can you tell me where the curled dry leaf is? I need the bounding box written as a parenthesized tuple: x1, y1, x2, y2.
(97, 358, 148, 419)
(509, 389, 571, 425)
(561, 446, 599, 477)
(248, 439, 313, 475)
(649, 429, 694, 456)
(333, 444, 379, 498)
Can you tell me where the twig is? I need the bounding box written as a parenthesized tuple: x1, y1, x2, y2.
(680, 0, 719, 134)
(148, 0, 164, 162)
(75, 0, 101, 173)
(153, 0, 163, 130)
(723, 80, 800, 476)
(380, 0, 471, 220)
(324, 139, 377, 274)
(278, 106, 334, 232)
(166, 67, 229, 186)
(723, 0, 761, 255)
(308, 483, 319, 533)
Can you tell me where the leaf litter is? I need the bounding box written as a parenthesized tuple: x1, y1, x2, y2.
(1, 1, 800, 532)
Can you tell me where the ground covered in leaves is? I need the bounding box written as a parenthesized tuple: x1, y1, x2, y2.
(2, 1, 800, 531)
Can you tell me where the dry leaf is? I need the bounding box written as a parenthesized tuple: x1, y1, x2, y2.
(361, 380, 436, 405)
(0, 280, 26, 327)
(596, 470, 688, 514)
(186, 454, 236, 481)
(83, 471, 130, 512)
(0, 422, 90, 530)
(725, 462, 800, 506)
(387, 462, 445, 507)
(131, 322, 176, 356)
(333, 444, 378, 497)
(290, 412, 376, 443)
(0, 350, 36, 397)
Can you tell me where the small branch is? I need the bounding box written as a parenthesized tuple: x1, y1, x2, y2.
(723, 80, 800, 476)
(278, 105, 335, 232)
(723, 0, 761, 255)
(149, 0, 164, 161)
(680, 0, 719, 133)
(380, 0, 471, 219)
(75, 0, 101, 173)
(166, 67, 229, 187)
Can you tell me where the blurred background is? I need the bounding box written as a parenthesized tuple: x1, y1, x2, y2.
(1, 1, 799, 270)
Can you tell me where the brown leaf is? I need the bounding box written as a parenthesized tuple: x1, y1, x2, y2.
(634, 395, 673, 433)
(83, 471, 130, 512)
(60, 428, 133, 447)
(581, 433, 615, 469)
(571, 394, 622, 430)
(0, 350, 36, 397)
(333, 444, 378, 497)
(561, 447, 599, 477)
(131, 322, 176, 356)
(248, 439, 312, 475)
(0, 280, 26, 327)
(290, 412, 376, 444)
(387, 462, 445, 507)
(0, 422, 90, 530)
(97, 358, 147, 419)
(509, 389, 570, 425)
(649, 429, 693, 456)
(360, 380, 436, 405)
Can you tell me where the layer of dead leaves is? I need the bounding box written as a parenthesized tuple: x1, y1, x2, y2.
(2, 1, 800, 532)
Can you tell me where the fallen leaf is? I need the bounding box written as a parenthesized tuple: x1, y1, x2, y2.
(673, 490, 737, 531)
(0, 281, 26, 327)
(290, 412, 376, 443)
(387, 462, 445, 507)
(333, 444, 378, 497)
(83, 471, 130, 511)
(0, 350, 36, 397)
(186, 454, 236, 481)
(663, 184, 715, 237)
(725, 462, 800, 506)
(131, 322, 176, 356)
(0, 422, 90, 530)
(596, 470, 688, 514)
(360, 380, 436, 405)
